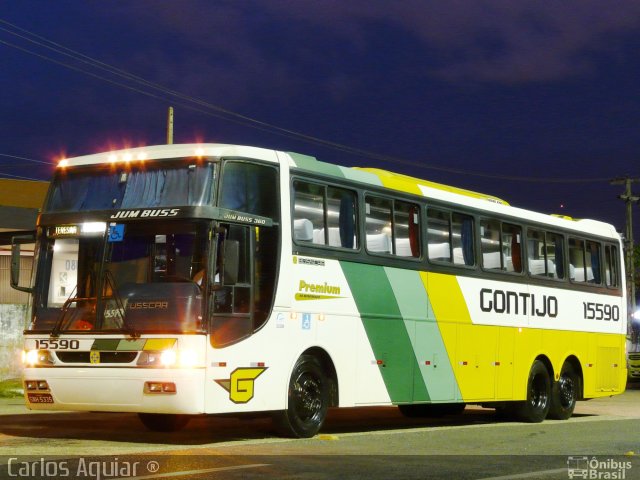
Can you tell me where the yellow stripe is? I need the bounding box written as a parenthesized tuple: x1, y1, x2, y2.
(143, 338, 177, 351)
(356, 168, 508, 204)
(422, 272, 626, 401)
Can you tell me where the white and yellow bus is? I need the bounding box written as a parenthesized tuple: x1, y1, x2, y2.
(12, 143, 627, 437)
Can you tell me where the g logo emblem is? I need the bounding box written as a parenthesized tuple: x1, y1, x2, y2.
(216, 367, 267, 403)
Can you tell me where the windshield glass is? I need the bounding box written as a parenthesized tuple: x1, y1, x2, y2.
(44, 161, 215, 212)
(31, 221, 209, 334)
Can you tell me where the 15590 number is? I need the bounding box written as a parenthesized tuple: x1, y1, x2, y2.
(583, 302, 619, 321)
(35, 339, 80, 350)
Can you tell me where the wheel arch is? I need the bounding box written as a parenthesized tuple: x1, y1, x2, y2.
(534, 354, 554, 380)
(301, 346, 339, 407)
(561, 354, 584, 400)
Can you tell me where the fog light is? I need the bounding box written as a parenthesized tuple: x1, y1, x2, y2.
(144, 381, 177, 394)
(25, 380, 38, 391)
(162, 383, 176, 393)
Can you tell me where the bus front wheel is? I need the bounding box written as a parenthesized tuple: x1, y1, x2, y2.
(548, 363, 579, 420)
(138, 413, 190, 432)
(516, 360, 551, 423)
(273, 354, 329, 438)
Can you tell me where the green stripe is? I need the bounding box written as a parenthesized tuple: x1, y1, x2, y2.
(384, 268, 461, 402)
(91, 339, 120, 351)
(341, 262, 415, 402)
(339, 166, 383, 185)
(116, 339, 146, 351)
(288, 152, 346, 178)
(383, 268, 430, 401)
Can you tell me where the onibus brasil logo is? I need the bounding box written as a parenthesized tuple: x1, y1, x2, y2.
(216, 367, 267, 404)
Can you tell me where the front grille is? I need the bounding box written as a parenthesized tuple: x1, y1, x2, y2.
(56, 351, 137, 364)
(629, 354, 640, 361)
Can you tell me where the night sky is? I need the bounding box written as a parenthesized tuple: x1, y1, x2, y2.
(1, 1, 639, 233)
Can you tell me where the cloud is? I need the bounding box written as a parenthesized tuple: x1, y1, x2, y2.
(93, 0, 640, 110)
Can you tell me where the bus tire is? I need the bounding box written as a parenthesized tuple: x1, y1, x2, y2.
(515, 360, 551, 423)
(273, 354, 329, 438)
(138, 413, 190, 432)
(548, 363, 579, 420)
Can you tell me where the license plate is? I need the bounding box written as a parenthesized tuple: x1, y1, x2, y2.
(27, 393, 54, 404)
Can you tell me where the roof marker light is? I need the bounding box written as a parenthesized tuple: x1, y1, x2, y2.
(123, 153, 133, 162)
(58, 159, 68, 168)
(137, 152, 147, 161)
(108, 154, 118, 163)
(195, 147, 205, 157)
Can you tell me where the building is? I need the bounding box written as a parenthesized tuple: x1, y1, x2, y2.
(0, 179, 49, 381)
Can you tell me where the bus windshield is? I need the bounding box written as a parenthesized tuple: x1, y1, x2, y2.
(45, 161, 215, 212)
(31, 220, 210, 334)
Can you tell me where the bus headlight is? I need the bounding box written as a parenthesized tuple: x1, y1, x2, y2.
(137, 349, 199, 368)
(160, 349, 177, 367)
(22, 350, 54, 366)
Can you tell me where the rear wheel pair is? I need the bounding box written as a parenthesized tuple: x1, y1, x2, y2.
(513, 360, 578, 422)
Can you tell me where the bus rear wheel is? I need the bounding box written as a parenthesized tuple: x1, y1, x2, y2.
(515, 360, 551, 423)
(138, 413, 190, 432)
(548, 363, 579, 420)
(273, 355, 329, 438)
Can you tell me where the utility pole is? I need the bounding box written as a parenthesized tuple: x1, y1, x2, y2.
(166, 106, 174, 145)
(611, 176, 640, 342)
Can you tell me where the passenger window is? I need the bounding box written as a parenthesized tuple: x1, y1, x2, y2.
(427, 209, 474, 266)
(604, 245, 620, 288)
(480, 219, 502, 270)
(293, 181, 324, 244)
(586, 241, 602, 285)
(527, 230, 563, 279)
(394, 201, 420, 257)
(503, 223, 522, 273)
(292, 180, 358, 249)
(365, 196, 392, 254)
(547, 233, 565, 279)
(569, 238, 587, 282)
(481, 220, 522, 273)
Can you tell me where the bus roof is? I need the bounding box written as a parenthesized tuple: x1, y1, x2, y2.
(57, 143, 620, 240)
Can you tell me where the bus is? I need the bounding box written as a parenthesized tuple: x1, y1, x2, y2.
(12, 143, 627, 438)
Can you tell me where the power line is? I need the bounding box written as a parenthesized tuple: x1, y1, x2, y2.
(0, 153, 55, 165)
(0, 18, 627, 184)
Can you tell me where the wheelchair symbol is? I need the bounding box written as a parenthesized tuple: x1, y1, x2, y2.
(108, 224, 125, 242)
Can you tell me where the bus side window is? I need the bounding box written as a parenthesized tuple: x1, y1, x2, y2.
(586, 241, 602, 285)
(480, 219, 502, 270)
(293, 181, 324, 245)
(527, 229, 546, 276)
(569, 238, 587, 282)
(452, 213, 474, 266)
(427, 209, 451, 262)
(604, 244, 620, 288)
(365, 196, 392, 254)
(503, 223, 522, 273)
(547, 232, 565, 279)
(220, 162, 279, 220)
(293, 181, 358, 250)
(394, 201, 420, 257)
(328, 187, 357, 249)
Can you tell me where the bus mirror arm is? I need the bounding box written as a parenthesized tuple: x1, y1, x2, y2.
(10, 234, 34, 293)
(223, 240, 239, 286)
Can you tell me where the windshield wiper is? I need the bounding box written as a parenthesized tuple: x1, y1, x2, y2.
(51, 286, 96, 337)
(104, 270, 139, 338)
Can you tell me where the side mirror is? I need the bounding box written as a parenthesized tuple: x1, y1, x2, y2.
(11, 235, 35, 293)
(222, 240, 239, 286)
